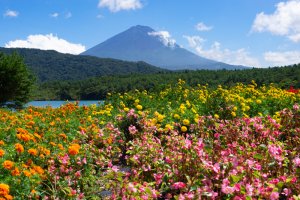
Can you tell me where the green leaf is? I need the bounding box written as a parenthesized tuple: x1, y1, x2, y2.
(230, 175, 241, 183)
(254, 153, 263, 160)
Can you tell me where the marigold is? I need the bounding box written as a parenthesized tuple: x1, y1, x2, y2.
(0, 149, 5, 157)
(23, 170, 31, 177)
(68, 144, 80, 155)
(33, 166, 44, 174)
(0, 183, 9, 196)
(15, 143, 24, 153)
(3, 161, 14, 170)
(28, 149, 38, 156)
(0, 140, 4, 146)
(11, 167, 20, 176)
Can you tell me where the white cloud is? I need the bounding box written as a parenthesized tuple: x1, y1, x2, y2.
(264, 51, 300, 66)
(5, 34, 86, 55)
(252, 0, 300, 42)
(4, 9, 19, 17)
(195, 22, 213, 31)
(50, 12, 59, 18)
(98, 0, 142, 12)
(148, 31, 176, 48)
(184, 35, 260, 67)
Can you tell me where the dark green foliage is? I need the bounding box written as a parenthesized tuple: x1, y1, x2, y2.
(34, 63, 300, 100)
(0, 52, 34, 108)
(0, 47, 167, 82)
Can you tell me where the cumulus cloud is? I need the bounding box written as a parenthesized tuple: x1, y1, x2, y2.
(98, 0, 142, 12)
(195, 22, 213, 31)
(4, 9, 19, 17)
(184, 35, 260, 67)
(50, 12, 59, 18)
(148, 31, 176, 48)
(252, 0, 300, 42)
(5, 34, 86, 55)
(264, 51, 300, 66)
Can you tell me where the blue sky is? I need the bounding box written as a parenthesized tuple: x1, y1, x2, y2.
(1, 0, 300, 67)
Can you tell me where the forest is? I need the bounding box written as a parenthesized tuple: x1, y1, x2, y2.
(34, 63, 300, 100)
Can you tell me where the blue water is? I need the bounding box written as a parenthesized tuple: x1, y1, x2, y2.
(26, 100, 103, 108)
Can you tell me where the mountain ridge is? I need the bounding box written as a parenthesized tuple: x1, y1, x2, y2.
(81, 25, 248, 70)
(0, 47, 167, 82)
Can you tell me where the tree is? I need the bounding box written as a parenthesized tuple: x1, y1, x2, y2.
(0, 52, 34, 108)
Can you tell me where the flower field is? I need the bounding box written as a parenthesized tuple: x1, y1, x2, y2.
(0, 80, 300, 199)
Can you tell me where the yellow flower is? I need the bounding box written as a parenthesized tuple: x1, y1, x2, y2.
(174, 114, 180, 119)
(231, 112, 236, 117)
(181, 126, 188, 132)
(183, 119, 190, 126)
(214, 114, 219, 119)
(256, 99, 262, 104)
(136, 105, 143, 110)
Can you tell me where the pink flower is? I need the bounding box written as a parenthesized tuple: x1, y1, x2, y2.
(184, 138, 192, 149)
(293, 104, 299, 111)
(171, 182, 186, 190)
(128, 183, 137, 193)
(129, 125, 138, 134)
(75, 170, 81, 177)
(111, 165, 119, 172)
(293, 157, 300, 167)
(270, 192, 279, 200)
(246, 184, 253, 196)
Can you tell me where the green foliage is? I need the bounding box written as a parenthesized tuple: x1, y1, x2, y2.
(34, 63, 300, 100)
(0, 52, 34, 108)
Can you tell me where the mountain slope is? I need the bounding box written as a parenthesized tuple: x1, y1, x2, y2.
(81, 25, 247, 70)
(0, 47, 167, 82)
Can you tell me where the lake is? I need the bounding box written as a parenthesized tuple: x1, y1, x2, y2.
(26, 100, 103, 108)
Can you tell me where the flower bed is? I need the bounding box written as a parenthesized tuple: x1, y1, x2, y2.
(0, 81, 299, 199)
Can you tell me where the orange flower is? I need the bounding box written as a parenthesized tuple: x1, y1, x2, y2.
(23, 170, 31, 177)
(15, 143, 24, 153)
(68, 144, 80, 155)
(0, 140, 4, 146)
(4, 195, 13, 200)
(0, 183, 9, 196)
(33, 166, 44, 174)
(0, 149, 5, 157)
(28, 149, 38, 156)
(3, 161, 14, 170)
(57, 144, 64, 150)
(11, 167, 20, 176)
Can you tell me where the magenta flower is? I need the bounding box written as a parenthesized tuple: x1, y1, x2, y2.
(172, 182, 186, 190)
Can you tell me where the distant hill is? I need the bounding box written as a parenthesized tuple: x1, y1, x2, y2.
(81, 25, 248, 70)
(0, 47, 166, 82)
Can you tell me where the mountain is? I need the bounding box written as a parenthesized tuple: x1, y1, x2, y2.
(81, 25, 248, 70)
(0, 47, 167, 82)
